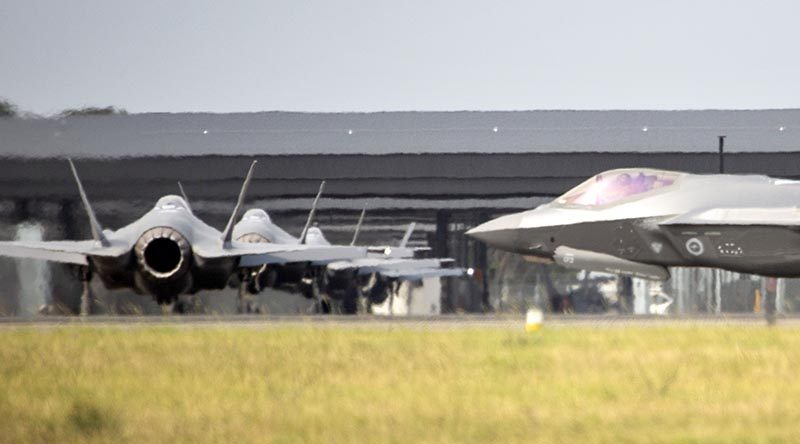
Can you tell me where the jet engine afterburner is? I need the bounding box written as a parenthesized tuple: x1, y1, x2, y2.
(134, 227, 191, 279)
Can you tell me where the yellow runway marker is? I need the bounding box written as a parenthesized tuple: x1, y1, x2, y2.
(525, 308, 543, 332)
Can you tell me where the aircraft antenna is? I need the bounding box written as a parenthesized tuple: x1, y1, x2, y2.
(299, 180, 326, 244)
(68, 159, 109, 246)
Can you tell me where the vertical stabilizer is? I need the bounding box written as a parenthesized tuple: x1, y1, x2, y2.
(177, 181, 192, 213)
(299, 180, 326, 244)
(399, 222, 416, 248)
(68, 159, 109, 246)
(350, 205, 367, 246)
(221, 160, 257, 247)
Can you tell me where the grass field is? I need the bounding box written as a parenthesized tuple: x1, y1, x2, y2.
(2, 324, 800, 443)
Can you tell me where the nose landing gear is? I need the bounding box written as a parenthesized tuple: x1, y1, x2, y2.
(236, 270, 262, 314)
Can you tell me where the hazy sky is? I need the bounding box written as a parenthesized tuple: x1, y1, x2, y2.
(2, 0, 799, 114)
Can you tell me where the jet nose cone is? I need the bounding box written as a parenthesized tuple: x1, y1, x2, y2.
(466, 212, 526, 252)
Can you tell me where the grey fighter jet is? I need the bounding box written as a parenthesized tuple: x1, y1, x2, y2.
(307, 220, 463, 313)
(467, 168, 800, 280)
(0, 160, 363, 312)
(233, 194, 462, 313)
(230, 181, 357, 311)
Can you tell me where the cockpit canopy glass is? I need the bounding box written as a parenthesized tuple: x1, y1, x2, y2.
(556, 170, 682, 207)
(154, 195, 189, 211)
(242, 209, 271, 223)
(305, 227, 330, 245)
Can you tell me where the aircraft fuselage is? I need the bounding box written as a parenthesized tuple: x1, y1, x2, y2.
(468, 169, 800, 278)
(510, 218, 800, 277)
(90, 196, 238, 302)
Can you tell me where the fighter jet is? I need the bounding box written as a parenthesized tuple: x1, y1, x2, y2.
(467, 168, 800, 280)
(233, 192, 462, 313)
(309, 218, 463, 313)
(230, 180, 356, 311)
(0, 160, 363, 313)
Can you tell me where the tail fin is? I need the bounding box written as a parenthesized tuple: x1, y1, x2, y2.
(221, 160, 257, 247)
(299, 180, 325, 244)
(399, 222, 416, 248)
(350, 205, 367, 246)
(177, 181, 192, 213)
(68, 159, 109, 246)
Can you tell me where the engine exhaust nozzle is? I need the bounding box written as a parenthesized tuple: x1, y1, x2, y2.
(134, 227, 191, 279)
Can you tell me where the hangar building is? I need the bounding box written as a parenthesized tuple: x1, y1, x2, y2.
(2, 109, 799, 314)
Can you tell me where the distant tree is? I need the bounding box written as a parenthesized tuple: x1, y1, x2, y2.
(0, 98, 18, 118)
(59, 106, 127, 117)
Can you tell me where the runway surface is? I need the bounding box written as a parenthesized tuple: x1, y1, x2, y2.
(1, 313, 799, 329)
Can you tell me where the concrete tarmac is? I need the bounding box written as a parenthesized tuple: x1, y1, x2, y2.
(1, 313, 798, 329)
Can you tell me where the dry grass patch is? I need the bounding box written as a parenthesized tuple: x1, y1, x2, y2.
(1, 325, 799, 443)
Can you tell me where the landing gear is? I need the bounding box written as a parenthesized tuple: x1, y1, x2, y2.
(313, 280, 332, 314)
(152, 293, 195, 315)
(301, 276, 331, 314)
(358, 290, 371, 314)
(365, 274, 390, 306)
(79, 266, 92, 316)
(237, 271, 259, 314)
(172, 297, 189, 314)
(341, 284, 360, 315)
(169, 295, 201, 314)
(317, 297, 332, 314)
(154, 294, 175, 305)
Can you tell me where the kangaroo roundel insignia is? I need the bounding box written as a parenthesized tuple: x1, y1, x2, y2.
(685, 238, 704, 256)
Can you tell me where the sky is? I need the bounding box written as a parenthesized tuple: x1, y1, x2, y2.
(1, 0, 799, 114)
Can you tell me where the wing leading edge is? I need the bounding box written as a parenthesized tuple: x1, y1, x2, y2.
(228, 242, 366, 267)
(328, 258, 463, 277)
(0, 240, 130, 265)
(380, 267, 465, 280)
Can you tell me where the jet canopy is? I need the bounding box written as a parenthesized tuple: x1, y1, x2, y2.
(154, 195, 190, 212)
(555, 169, 683, 207)
(242, 208, 272, 224)
(305, 226, 330, 245)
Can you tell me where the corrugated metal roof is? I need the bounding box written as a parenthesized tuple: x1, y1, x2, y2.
(1, 109, 799, 157)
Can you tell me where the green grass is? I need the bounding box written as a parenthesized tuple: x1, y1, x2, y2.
(1, 325, 800, 443)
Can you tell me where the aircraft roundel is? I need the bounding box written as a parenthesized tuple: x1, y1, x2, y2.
(685, 238, 704, 256)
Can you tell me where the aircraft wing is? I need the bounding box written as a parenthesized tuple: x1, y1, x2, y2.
(0, 240, 130, 265)
(660, 207, 800, 226)
(327, 258, 455, 275)
(379, 267, 465, 280)
(206, 242, 367, 267)
(366, 246, 431, 259)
